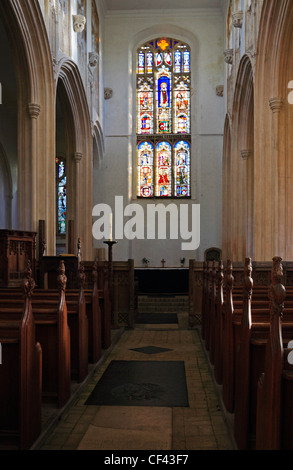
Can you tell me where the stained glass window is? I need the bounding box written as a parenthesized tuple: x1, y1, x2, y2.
(136, 38, 191, 198)
(56, 157, 67, 235)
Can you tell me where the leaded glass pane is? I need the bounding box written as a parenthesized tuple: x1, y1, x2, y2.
(174, 141, 190, 197)
(174, 82, 190, 134)
(137, 82, 153, 134)
(174, 50, 181, 73)
(156, 67, 172, 134)
(155, 52, 163, 67)
(137, 142, 154, 197)
(56, 157, 67, 234)
(146, 52, 153, 73)
(155, 141, 172, 197)
(138, 52, 145, 74)
(183, 50, 190, 73)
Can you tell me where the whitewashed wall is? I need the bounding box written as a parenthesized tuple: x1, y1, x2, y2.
(94, 6, 225, 267)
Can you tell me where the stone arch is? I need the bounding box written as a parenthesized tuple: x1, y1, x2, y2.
(230, 55, 254, 261)
(222, 113, 232, 260)
(55, 57, 93, 259)
(0, 0, 55, 253)
(254, 0, 293, 260)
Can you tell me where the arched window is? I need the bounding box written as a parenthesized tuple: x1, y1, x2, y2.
(56, 156, 67, 235)
(136, 38, 191, 198)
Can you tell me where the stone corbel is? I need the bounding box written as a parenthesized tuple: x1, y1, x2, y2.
(216, 85, 224, 97)
(241, 149, 252, 160)
(27, 103, 41, 120)
(74, 152, 83, 163)
(224, 49, 233, 65)
(89, 52, 99, 68)
(104, 88, 113, 100)
(269, 97, 284, 114)
(232, 10, 244, 28)
(73, 14, 86, 32)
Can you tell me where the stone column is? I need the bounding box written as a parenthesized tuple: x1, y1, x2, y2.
(74, 151, 82, 249)
(19, 103, 41, 231)
(269, 97, 284, 257)
(241, 149, 253, 258)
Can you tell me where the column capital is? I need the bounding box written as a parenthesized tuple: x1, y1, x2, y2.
(269, 97, 284, 114)
(241, 149, 252, 160)
(74, 152, 83, 162)
(27, 103, 41, 119)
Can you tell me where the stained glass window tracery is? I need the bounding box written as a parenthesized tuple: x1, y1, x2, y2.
(56, 157, 67, 235)
(136, 38, 191, 198)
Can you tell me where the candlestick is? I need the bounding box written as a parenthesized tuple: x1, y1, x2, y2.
(109, 213, 112, 241)
(103, 239, 117, 305)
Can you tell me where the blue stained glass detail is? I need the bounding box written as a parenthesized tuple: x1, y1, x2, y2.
(157, 75, 171, 109)
(183, 50, 190, 72)
(146, 52, 153, 73)
(56, 158, 67, 234)
(174, 51, 181, 73)
(138, 52, 145, 73)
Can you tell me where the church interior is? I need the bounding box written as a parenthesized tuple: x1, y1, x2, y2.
(0, 0, 293, 452)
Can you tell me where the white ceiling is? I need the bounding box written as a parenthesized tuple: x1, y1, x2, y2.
(103, 0, 223, 11)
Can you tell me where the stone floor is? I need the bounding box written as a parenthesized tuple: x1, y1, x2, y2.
(32, 313, 236, 451)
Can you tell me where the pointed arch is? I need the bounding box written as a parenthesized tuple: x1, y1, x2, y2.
(226, 55, 255, 261)
(222, 113, 232, 260)
(0, 0, 55, 253)
(254, 0, 293, 260)
(55, 57, 93, 259)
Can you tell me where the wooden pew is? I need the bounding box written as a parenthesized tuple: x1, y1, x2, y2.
(34, 260, 71, 407)
(0, 262, 42, 450)
(201, 256, 293, 449)
(0, 261, 71, 408)
(219, 258, 293, 449)
(32, 262, 88, 383)
(255, 257, 293, 450)
(1, 260, 103, 377)
(86, 261, 102, 363)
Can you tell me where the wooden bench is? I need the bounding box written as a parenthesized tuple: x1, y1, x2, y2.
(0, 260, 71, 408)
(256, 256, 293, 450)
(0, 262, 42, 450)
(202, 257, 293, 450)
(232, 258, 293, 449)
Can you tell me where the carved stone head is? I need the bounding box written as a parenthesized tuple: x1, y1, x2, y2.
(104, 88, 113, 100)
(224, 49, 233, 65)
(89, 52, 99, 68)
(73, 14, 86, 33)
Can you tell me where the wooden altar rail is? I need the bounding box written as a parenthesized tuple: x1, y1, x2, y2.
(201, 257, 293, 450)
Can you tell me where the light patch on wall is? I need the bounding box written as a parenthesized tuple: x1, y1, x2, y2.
(288, 80, 293, 105)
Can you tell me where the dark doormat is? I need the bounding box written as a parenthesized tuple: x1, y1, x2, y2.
(85, 360, 189, 407)
(135, 313, 178, 324)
